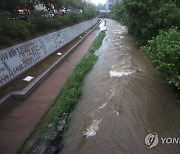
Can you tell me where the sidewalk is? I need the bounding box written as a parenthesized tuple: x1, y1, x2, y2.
(0, 26, 100, 154)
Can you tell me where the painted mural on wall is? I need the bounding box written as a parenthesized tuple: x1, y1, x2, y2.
(0, 18, 98, 87)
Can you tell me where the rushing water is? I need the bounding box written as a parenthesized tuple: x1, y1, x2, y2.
(60, 19, 180, 154)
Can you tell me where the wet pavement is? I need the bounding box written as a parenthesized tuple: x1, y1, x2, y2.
(61, 19, 180, 154)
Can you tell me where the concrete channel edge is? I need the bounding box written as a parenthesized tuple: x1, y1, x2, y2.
(0, 20, 101, 108)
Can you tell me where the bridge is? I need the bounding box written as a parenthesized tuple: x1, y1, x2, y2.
(99, 9, 111, 17)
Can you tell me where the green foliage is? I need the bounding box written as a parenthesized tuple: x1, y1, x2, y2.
(141, 28, 180, 89)
(51, 53, 98, 123)
(0, 0, 98, 45)
(29, 12, 53, 32)
(0, 0, 25, 11)
(0, 8, 98, 45)
(0, 17, 30, 45)
(63, 12, 83, 25)
(111, 0, 180, 90)
(111, 0, 180, 45)
(50, 31, 106, 124)
(110, 2, 125, 22)
(89, 31, 106, 52)
(22, 32, 106, 153)
(83, 4, 98, 20)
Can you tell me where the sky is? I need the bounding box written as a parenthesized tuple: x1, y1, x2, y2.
(91, 0, 107, 5)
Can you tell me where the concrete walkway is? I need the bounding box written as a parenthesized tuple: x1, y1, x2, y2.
(0, 27, 100, 154)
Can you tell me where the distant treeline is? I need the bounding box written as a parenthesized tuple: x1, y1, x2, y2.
(0, 4, 98, 45)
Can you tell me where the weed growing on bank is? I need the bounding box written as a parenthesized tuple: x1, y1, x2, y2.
(21, 31, 106, 153)
(50, 31, 106, 124)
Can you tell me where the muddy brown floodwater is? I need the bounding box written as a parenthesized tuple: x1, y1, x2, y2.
(60, 19, 180, 154)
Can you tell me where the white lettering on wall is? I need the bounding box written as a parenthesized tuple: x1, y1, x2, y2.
(0, 18, 98, 87)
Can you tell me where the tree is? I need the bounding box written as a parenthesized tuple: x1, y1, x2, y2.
(111, 0, 180, 44)
(24, 0, 39, 12)
(83, 3, 98, 19)
(52, 0, 63, 10)
(0, 0, 24, 11)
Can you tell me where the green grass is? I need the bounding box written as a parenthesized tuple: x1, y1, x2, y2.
(19, 31, 106, 153)
(50, 31, 106, 125)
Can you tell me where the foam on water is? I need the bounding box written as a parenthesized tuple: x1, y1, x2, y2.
(83, 119, 102, 138)
(109, 71, 134, 78)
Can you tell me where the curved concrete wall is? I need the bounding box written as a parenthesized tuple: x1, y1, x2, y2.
(0, 18, 98, 87)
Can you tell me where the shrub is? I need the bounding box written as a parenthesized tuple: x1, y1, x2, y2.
(64, 12, 83, 25)
(52, 16, 64, 27)
(111, 0, 180, 45)
(141, 28, 180, 89)
(0, 8, 98, 45)
(28, 12, 50, 32)
(0, 35, 11, 45)
(83, 4, 98, 20)
(48, 17, 63, 29)
(0, 17, 30, 44)
(9, 20, 30, 39)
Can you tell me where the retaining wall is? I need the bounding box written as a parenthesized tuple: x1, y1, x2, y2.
(0, 17, 98, 87)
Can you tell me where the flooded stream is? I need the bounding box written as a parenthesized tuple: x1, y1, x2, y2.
(60, 19, 180, 154)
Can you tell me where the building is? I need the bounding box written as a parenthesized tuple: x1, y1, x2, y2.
(106, 0, 121, 10)
(85, 0, 92, 3)
(34, 4, 48, 11)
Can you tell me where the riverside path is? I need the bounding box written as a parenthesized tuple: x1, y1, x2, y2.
(0, 25, 100, 154)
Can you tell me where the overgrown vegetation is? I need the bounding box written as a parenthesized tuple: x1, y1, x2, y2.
(0, 0, 98, 46)
(110, 0, 180, 45)
(110, 0, 180, 89)
(141, 28, 180, 89)
(0, 0, 94, 13)
(50, 31, 105, 124)
(23, 31, 106, 152)
(0, 18, 30, 44)
(0, 11, 97, 45)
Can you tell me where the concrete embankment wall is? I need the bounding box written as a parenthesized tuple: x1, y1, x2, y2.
(0, 17, 98, 87)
